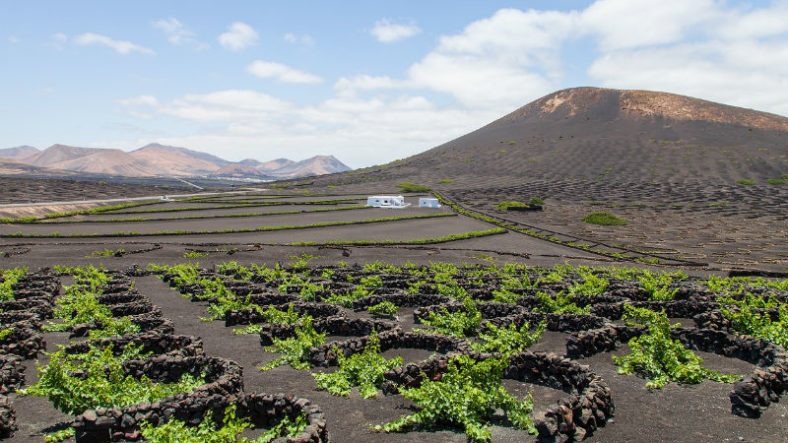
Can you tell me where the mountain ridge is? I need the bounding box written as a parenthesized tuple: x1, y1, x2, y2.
(0, 143, 351, 179)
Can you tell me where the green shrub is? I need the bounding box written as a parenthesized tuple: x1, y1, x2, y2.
(395, 182, 432, 193)
(495, 201, 529, 210)
(535, 291, 590, 314)
(736, 179, 755, 185)
(0, 267, 26, 301)
(582, 212, 628, 226)
(368, 301, 398, 317)
(528, 197, 544, 205)
(719, 294, 788, 348)
(612, 305, 740, 389)
(140, 405, 306, 443)
(260, 316, 326, 371)
(766, 178, 785, 185)
(313, 331, 403, 398)
(184, 251, 208, 258)
(469, 321, 545, 355)
(417, 296, 481, 337)
(375, 354, 536, 441)
(21, 344, 203, 415)
(438, 179, 453, 184)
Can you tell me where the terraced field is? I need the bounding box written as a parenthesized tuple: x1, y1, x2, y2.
(0, 260, 785, 442)
(1, 188, 787, 442)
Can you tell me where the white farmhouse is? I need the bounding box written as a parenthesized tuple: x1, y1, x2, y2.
(418, 198, 441, 208)
(366, 195, 409, 208)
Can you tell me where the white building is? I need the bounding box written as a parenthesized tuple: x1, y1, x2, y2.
(366, 195, 409, 208)
(419, 197, 441, 208)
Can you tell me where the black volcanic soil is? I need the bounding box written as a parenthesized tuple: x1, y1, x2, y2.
(3, 261, 787, 443)
(0, 177, 188, 205)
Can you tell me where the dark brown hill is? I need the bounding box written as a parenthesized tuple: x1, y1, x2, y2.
(371, 87, 787, 186)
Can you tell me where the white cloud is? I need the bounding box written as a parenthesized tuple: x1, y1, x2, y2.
(73, 33, 154, 55)
(283, 32, 315, 46)
(49, 33, 68, 50)
(116, 95, 159, 106)
(247, 60, 323, 84)
(334, 75, 401, 97)
(218, 22, 258, 51)
(8, 35, 19, 44)
(402, 8, 578, 109)
(581, 0, 718, 51)
(152, 18, 195, 45)
(371, 19, 421, 43)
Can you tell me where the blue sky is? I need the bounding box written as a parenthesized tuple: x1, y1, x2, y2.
(2, 0, 786, 167)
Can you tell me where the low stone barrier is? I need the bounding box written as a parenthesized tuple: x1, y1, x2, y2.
(73, 355, 243, 442)
(381, 351, 613, 440)
(259, 316, 397, 346)
(224, 302, 343, 327)
(308, 329, 469, 367)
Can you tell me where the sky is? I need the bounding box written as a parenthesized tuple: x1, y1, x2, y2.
(2, 0, 787, 168)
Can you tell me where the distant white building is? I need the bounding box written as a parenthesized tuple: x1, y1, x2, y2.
(366, 195, 409, 208)
(419, 197, 441, 208)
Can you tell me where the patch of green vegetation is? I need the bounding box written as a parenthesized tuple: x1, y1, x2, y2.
(535, 291, 590, 314)
(141, 405, 306, 443)
(416, 296, 481, 338)
(766, 178, 785, 185)
(495, 201, 529, 210)
(613, 305, 740, 389)
(0, 267, 27, 301)
(184, 251, 208, 259)
(88, 248, 126, 257)
(313, 331, 403, 398)
(735, 179, 755, 185)
(375, 354, 536, 441)
(582, 212, 628, 226)
(260, 316, 326, 371)
(21, 343, 203, 415)
(469, 320, 544, 355)
(719, 294, 788, 348)
(396, 182, 432, 193)
(368, 301, 399, 317)
(438, 179, 453, 184)
(528, 197, 544, 205)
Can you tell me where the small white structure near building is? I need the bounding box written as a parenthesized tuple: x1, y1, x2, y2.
(419, 197, 441, 208)
(366, 195, 409, 209)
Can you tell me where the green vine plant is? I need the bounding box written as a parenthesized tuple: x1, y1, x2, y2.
(534, 291, 590, 315)
(637, 269, 680, 301)
(469, 320, 545, 356)
(719, 293, 788, 348)
(140, 404, 306, 443)
(374, 354, 536, 441)
(567, 269, 609, 297)
(233, 304, 302, 335)
(416, 296, 482, 338)
(44, 276, 139, 339)
(367, 301, 399, 317)
(260, 316, 326, 371)
(313, 330, 403, 398)
(0, 267, 26, 301)
(612, 305, 740, 389)
(20, 343, 203, 415)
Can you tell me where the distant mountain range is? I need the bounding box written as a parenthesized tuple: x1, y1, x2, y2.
(0, 143, 351, 179)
